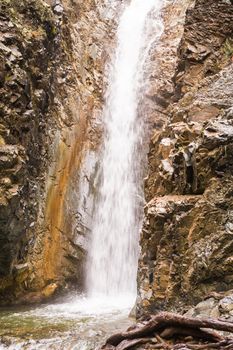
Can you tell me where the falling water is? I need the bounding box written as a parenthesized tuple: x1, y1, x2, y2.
(0, 2, 166, 349)
(87, 0, 163, 302)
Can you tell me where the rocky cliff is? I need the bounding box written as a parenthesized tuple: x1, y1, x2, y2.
(0, 0, 118, 304)
(1, 0, 233, 315)
(137, 0, 233, 316)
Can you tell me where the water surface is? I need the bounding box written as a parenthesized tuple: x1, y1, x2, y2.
(0, 294, 133, 350)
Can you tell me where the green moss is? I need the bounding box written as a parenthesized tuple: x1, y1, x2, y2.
(223, 38, 233, 58)
(51, 25, 58, 36)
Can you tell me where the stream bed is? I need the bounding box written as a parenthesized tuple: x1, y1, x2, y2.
(0, 294, 133, 350)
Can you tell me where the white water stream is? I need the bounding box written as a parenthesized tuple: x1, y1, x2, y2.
(0, 1, 164, 349)
(87, 0, 163, 304)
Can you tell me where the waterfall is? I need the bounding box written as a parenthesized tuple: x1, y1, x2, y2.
(87, 0, 163, 302)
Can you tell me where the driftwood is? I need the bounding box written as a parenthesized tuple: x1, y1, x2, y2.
(101, 312, 233, 350)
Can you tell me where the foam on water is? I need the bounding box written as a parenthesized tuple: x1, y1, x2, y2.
(19, 294, 134, 319)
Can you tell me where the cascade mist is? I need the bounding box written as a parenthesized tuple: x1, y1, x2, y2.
(87, 0, 163, 301)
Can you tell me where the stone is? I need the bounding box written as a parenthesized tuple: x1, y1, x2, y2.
(0, 0, 121, 305)
(53, 4, 63, 16)
(210, 306, 221, 319)
(189, 106, 220, 122)
(193, 298, 217, 317)
(137, 0, 233, 316)
(42, 283, 58, 298)
(219, 295, 233, 313)
(13, 263, 28, 272)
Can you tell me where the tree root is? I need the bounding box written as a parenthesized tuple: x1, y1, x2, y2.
(101, 312, 233, 350)
(204, 290, 233, 301)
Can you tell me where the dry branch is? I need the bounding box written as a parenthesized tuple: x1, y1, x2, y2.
(101, 312, 233, 350)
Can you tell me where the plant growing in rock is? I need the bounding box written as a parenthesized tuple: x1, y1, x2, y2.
(223, 38, 233, 59)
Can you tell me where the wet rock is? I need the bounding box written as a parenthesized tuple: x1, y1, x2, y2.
(18, 283, 58, 304)
(0, 0, 120, 304)
(42, 283, 58, 298)
(137, 0, 233, 316)
(0, 0, 72, 301)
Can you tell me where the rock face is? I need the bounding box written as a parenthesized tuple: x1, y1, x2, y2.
(1, 0, 233, 312)
(137, 0, 233, 316)
(0, 0, 61, 300)
(0, 0, 118, 303)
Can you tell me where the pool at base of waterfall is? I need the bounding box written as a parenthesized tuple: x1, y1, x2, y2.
(0, 293, 134, 350)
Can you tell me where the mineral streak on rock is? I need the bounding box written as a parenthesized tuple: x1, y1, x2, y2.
(1, 0, 233, 313)
(0, 0, 118, 303)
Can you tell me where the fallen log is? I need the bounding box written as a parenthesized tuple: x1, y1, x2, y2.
(101, 312, 233, 350)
